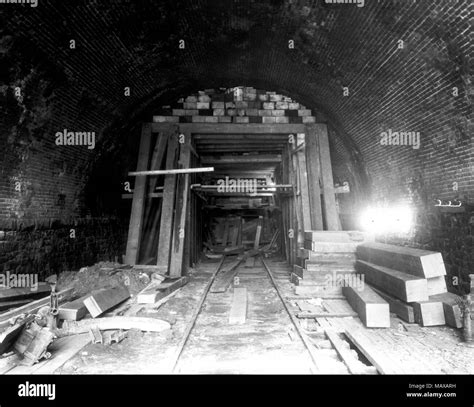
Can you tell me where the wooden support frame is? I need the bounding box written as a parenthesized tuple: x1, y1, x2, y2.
(296, 133, 312, 233)
(316, 123, 341, 230)
(304, 124, 324, 230)
(157, 130, 180, 270)
(125, 123, 153, 265)
(169, 132, 192, 277)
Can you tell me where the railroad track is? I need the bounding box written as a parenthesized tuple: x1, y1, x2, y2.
(168, 255, 375, 374)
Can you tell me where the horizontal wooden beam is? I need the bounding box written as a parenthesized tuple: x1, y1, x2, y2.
(129, 167, 214, 176)
(151, 123, 306, 134)
(201, 155, 281, 165)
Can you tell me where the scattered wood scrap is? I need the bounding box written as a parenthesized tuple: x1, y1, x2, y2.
(210, 257, 244, 293)
(58, 317, 171, 337)
(83, 285, 130, 318)
(58, 295, 90, 321)
(137, 277, 188, 304)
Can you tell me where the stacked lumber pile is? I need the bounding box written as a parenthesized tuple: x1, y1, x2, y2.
(292, 231, 373, 298)
(355, 242, 462, 328)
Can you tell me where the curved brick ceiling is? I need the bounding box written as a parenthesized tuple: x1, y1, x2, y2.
(0, 0, 472, 218)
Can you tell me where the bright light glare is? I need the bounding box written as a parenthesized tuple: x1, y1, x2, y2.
(359, 206, 413, 234)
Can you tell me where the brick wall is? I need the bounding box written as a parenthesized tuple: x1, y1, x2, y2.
(0, 217, 127, 280)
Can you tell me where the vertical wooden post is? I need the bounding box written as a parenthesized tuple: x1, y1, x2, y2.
(317, 124, 341, 231)
(125, 123, 152, 265)
(304, 124, 323, 230)
(157, 130, 179, 271)
(169, 131, 192, 277)
(296, 133, 312, 233)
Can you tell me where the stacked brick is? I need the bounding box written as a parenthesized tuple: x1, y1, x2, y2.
(152, 87, 317, 125)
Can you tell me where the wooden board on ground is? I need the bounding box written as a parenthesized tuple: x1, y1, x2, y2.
(325, 330, 376, 374)
(0, 283, 50, 302)
(0, 299, 32, 312)
(58, 295, 90, 321)
(427, 276, 447, 296)
(344, 328, 407, 374)
(412, 300, 446, 327)
(356, 260, 428, 303)
(210, 258, 244, 293)
(137, 277, 188, 304)
(58, 317, 171, 336)
(83, 285, 130, 318)
(429, 292, 462, 328)
(370, 286, 415, 323)
(342, 284, 390, 328)
(356, 242, 446, 278)
(245, 257, 255, 268)
(229, 287, 247, 324)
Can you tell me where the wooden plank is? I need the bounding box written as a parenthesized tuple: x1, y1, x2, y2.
(0, 288, 74, 331)
(370, 286, 415, 323)
(356, 260, 428, 302)
(152, 123, 306, 135)
(342, 284, 390, 328)
(429, 293, 462, 328)
(129, 167, 214, 176)
(0, 283, 50, 302)
(356, 242, 447, 278)
(304, 124, 323, 230)
(169, 133, 192, 278)
(210, 258, 244, 293)
(296, 133, 311, 232)
(412, 300, 446, 326)
(137, 277, 188, 304)
(201, 155, 281, 165)
(83, 285, 130, 318)
(304, 241, 359, 253)
(254, 216, 263, 250)
(59, 317, 171, 336)
(125, 123, 153, 265)
(0, 299, 32, 312)
(229, 287, 247, 324)
(304, 231, 369, 243)
(325, 330, 374, 374)
(58, 295, 90, 321)
(427, 276, 447, 296)
(344, 329, 407, 374)
(245, 257, 255, 268)
(157, 133, 179, 270)
(316, 124, 340, 230)
(297, 311, 357, 318)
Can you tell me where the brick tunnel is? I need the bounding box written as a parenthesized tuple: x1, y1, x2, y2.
(0, 0, 473, 380)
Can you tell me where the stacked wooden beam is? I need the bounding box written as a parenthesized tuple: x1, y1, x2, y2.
(356, 242, 461, 327)
(291, 231, 372, 297)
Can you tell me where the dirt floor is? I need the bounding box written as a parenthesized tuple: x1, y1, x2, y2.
(2, 257, 472, 375)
